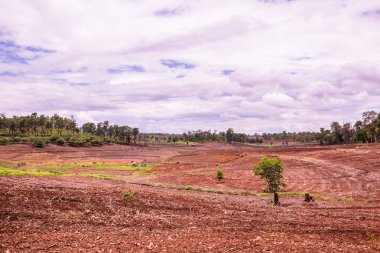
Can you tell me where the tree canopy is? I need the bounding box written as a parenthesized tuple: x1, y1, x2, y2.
(254, 157, 285, 193)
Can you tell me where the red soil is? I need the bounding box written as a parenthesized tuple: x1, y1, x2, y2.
(1, 142, 380, 252)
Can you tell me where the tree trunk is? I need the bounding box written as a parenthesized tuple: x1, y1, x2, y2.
(274, 192, 279, 206)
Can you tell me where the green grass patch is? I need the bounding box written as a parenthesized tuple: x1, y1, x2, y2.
(80, 173, 119, 180)
(136, 182, 256, 196)
(0, 160, 18, 168)
(0, 167, 64, 176)
(173, 141, 198, 145)
(336, 196, 353, 202)
(258, 191, 350, 201)
(132, 171, 159, 176)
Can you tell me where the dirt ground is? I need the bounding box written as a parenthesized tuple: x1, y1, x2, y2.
(1, 142, 380, 252)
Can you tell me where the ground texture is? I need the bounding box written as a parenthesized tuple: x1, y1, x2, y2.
(1, 143, 380, 252)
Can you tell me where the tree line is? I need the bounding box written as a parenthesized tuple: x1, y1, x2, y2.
(144, 129, 319, 145)
(318, 111, 380, 144)
(1, 110, 379, 147)
(0, 113, 139, 146)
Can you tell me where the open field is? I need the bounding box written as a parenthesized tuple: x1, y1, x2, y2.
(1, 142, 380, 252)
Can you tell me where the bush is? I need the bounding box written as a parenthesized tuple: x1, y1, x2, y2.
(20, 137, 31, 143)
(17, 162, 27, 166)
(31, 138, 45, 148)
(216, 166, 224, 181)
(10, 136, 21, 143)
(68, 137, 85, 146)
(50, 134, 60, 142)
(123, 188, 136, 202)
(67, 135, 104, 147)
(89, 136, 104, 146)
(0, 137, 8, 145)
(56, 137, 65, 146)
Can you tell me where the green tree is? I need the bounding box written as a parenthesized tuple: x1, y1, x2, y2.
(254, 157, 285, 193)
(132, 128, 139, 143)
(354, 120, 367, 143)
(342, 123, 353, 144)
(362, 111, 378, 143)
(330, 121, 342, 144)
(82, 122, 96, 135)
(226, 128, 234, 143)
(318, 128, 326, 145)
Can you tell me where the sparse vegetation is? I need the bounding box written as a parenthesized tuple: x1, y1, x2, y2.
(81, 173, 117, 180)
(0, 168, 63, 176)
(123, 188, 136, 202)
(17, 162, 27, 167)
(364, 231, 378, 248)
(0, 140, 379, 252)
(136, 182, 256, 196)
(216, 166, 224, 181)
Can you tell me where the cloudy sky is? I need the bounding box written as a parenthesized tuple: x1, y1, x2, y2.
(1, 0, 380, 133)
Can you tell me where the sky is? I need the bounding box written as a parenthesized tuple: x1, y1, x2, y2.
(1, 0, 380, 133)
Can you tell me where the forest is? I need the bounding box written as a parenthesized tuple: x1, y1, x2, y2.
(0, 110, 379, 147)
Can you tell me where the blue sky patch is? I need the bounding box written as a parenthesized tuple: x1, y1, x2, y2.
(70, 82, 90, 86)
(25, 46, 56, 53)
(154, 8, 183, 17)
(176, 74, 186, 78)
(49, 67, 87, 74)
(363, 9, 380, 16)
(107, 65, 145, 74)
(222, 69, 235, 76)
(161, 59, 195, 69)
(0, 40, 55, 64)
(0, 71, 23, 77)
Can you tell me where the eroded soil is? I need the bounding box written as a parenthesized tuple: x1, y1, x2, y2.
(1, 143, 380, 252)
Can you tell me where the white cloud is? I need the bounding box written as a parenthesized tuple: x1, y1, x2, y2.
(1, 0, 380, 133)
(262, 92, 296, 107)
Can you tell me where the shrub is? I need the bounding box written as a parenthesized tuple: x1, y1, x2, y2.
(68, 137, 79, 146)
(216, 166, 224, 181)
(68, 137, 87, 147)
(56, 137, 65, 146)
(50, 134, 60, 142)
(123, 188, 136, 202)
(89, 136, 104, 146)
(20, 137, 31, 143)
(31, 138, 45, 148)
(0, 137, 8, 145)
(10, 136, 21, 143)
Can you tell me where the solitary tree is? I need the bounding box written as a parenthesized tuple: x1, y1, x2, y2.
(254, 157, 285, 205)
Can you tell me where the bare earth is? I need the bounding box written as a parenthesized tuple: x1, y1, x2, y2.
(1, 143, 380, 252)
